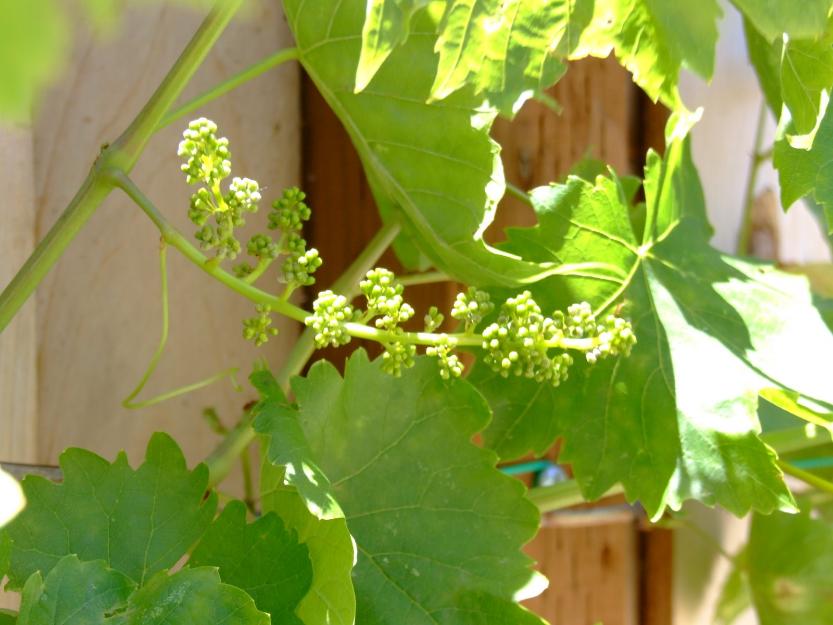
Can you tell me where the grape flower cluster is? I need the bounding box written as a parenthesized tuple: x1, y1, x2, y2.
(306, 268, 636, 382)
(179, 119, 323, 346)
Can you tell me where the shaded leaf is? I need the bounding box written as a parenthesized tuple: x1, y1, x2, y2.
(0, 0, 67, 124)
(781, 35, 833, 136)
(748, 511, 833, 625)
(17, 556, 134, 625)
(774, 107, 833, 230)
(731, 0, 833, 42)
(475, 138, 833, 517)
(0, 611, 14, 625)
(190, 500, 313, 623)
(106, 568, 269, 625)
(715, 552, 752, 625)
(744, 17, 784, 116)
(4, 433, 217, 588)
(290, 351, 545, 624)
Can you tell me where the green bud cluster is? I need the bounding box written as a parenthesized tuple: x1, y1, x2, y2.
(360, 268, 417, 376)
(585, 314, 636, 363)
(451, 287, 494, 331)
(303, 268, 635, 382)
(425, 336, 463, 380)
(424, 306, 444, 332)
(306, 291, 359, 348)
(268, 187, 321, 288)
(481, 291, 573, 385)
(178, 120, 331, 347)
(242, 305, 278, 346)
(179, 119, 264, 259)
(360, 268, 415, 329)
(178, 117, 231, 185)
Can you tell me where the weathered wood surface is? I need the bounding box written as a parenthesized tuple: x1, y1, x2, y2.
(25, 1, 299, 465)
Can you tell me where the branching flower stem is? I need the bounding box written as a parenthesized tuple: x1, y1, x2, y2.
(0, 0, 243, 334)
(112, 171, 611, 355)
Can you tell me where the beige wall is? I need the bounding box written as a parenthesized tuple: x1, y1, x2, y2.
(0, 0, 299, 606)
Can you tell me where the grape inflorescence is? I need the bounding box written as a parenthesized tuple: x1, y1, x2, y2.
(179, 119, 636, 376)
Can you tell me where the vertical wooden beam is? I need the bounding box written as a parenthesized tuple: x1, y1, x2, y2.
(0, 125, 38, 466)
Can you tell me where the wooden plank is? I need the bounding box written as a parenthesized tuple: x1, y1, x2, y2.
(28, 1, 300, 466)
(525, 507, 639, 625)
(0, 125, 38, 466)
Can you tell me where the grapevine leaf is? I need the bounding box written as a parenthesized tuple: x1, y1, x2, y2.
(774, 107, 833, 231)
(0, 468, 24, 528)
(0, 0, 67, 124)
(251, 370, 343, 520)
(260, 465, 357, 625)
(731, 0, 833, 42)
(428, 0, 591, 116)
(748, 511, 833, 624)
(476, 137, 833, 517)
(0, 611, 14, 625)
(16, 556, 135, 625)
(0, 532, 10, 580)
(573, 0, 721, 108)
(284, 0, 564, 286)
(356, 0, 430, 92)
(106, 568, 269, 625)
(189, 500, 313, 624)
(743, 18, 783, 115)
(289, 351, 545, 625)
(4, 433, 217, 588)
(780, 36, 833, 136)
(714, 552, 752, 625)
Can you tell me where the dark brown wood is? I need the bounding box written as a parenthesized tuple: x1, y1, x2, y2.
(640, 526, 674, 625)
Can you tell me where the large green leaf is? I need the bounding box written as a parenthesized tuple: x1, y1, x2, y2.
(573, 0, 721, 108)
(190, 500, 313, 624)
(474, 138, 833, 518)
(0, 0, 67, 124)
(748, 511, 833, 625)
(252, 371, 343, 520)
(774, 107, 833, 231)
(743, 17, 783, 116)
(286, 351, 544, 625)
(285, 0, 575, 286)
(107, 568, 269, 625)
(260, 465, 357, 625)
(17, 556, 135, 625)
(4, 433, 217, 588)
(780, 35, 833, 136)
(731, 0, 833, 42)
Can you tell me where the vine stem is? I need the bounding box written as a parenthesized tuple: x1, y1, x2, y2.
(397, 271, 451, 287)
(0, 0, 243, 334)
(527, 480, 624, 513)
(203, 221, 402, 486)
(158, 46, 300, 130)
(778, 460, 833, 495)
(736, 102, 769, 256)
